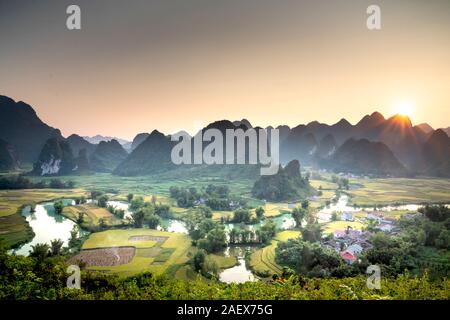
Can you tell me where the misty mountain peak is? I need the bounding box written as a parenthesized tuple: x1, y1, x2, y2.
(428, 129, 450, 145)
(233, 119, 253, 129)
(371, 111, 385, 121)
(333, 118, 352, 127)
(416, 123, 434, 134)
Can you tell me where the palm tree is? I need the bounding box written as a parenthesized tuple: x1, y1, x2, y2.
(50, 239, 64, 256)
(29, 243, 50, 261)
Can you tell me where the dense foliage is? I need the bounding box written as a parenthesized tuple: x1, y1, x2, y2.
(0, 242, 448, 300)
(169, 185, 246, 210)
(0, 176, 75, 189)
(184, 207, 227, 253)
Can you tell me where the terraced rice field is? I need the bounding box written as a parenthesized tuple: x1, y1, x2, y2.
(249, 231, 301, 276)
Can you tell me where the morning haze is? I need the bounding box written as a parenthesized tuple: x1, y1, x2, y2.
(1, 0, 449, 139)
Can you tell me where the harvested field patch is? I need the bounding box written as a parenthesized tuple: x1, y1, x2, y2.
(71, 247, 136, 267)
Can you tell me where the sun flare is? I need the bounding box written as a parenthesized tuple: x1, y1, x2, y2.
(394, 101, 414, 117)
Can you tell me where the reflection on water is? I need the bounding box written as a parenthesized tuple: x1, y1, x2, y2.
(316, 194, 449, 223)
(14, 200, 86, 256)
(219, 246, 256, 284)
(158, 218, 189, 234)
(108, 200, 189, 234)
(225, 213, 295, 232)
(107, 200, 133, 219)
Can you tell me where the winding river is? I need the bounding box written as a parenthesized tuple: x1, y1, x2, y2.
(13, 195, 443, 282)
(14, 200, 88, 256)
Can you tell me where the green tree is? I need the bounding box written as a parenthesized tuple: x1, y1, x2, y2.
(68, 226, 80, 249)
(301, 200, 309, 209)
(155, 204, 170, 218)
(255, 207, 265, 220)
(127, 193, 134, 203)
(197, 227, 227, 253)
(132, 210, 145, 228)
(99, 218, 107, 230)
(54, 201, 64, 214)
(90, 190, 103, 200)
(130, 196, 145, 211)
(97, 194, 109, 208)
(50, 239, 64, 256)
(77, 212, 85, 224)
(192, 249, 207, 272)
(233, 209, 251, 223)
(331, 212, 338, 221)
(301, 223, 322, 243)
(291, 207, 307, 228)
(257, 220, 277, 244)
(229, 228, 238, 244)
(275, 238, 342, 276)
(146, 214, 161, 229)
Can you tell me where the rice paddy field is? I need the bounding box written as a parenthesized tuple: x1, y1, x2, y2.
(249, 230, 301, 276)
(322, 221, 365, 234)
(75, 229, 192, 276)
(31, 172, 254, 198)
(347, 177, 450, 206)
(62, 204, 124, 229)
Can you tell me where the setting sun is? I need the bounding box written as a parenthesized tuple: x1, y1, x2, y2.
(395, 101, 414, 117)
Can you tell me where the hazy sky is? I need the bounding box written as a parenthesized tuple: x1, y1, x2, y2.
(1, 0, 449, 139)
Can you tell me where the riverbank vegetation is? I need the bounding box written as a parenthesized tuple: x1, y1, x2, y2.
(0, 241, 448, 300)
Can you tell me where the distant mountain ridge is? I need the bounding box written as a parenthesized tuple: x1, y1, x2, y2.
(0, 95, 63, 163)
(0, 94, 449, 177)
(89, 139, 128, 173)
(321, 138, 408, 176)
(82, 135, 130, 146)
(418, 129, 450, 177)
(114, 130, 175, 176)
(67, 134, 96, 157)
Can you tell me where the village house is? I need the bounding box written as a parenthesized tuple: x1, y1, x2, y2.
(340, 251, 357, 264)
(341, 212, 353, 221)
(346, 243, 363, 255)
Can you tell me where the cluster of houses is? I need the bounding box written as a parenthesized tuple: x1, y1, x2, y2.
(193, 198, 242, 210)
(322, 211, 398, 264)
